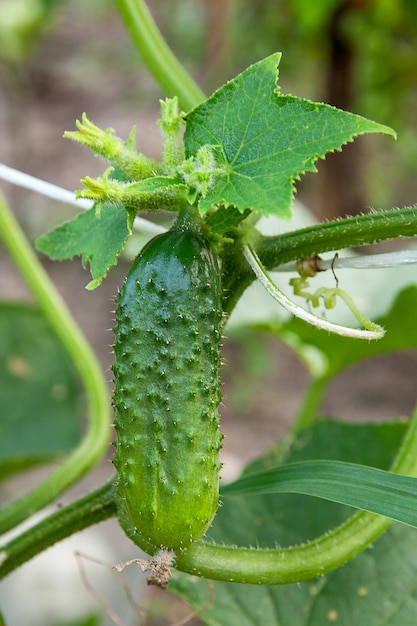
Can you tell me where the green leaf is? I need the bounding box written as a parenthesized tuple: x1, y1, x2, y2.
(35, 202, 131, 289)
(222, 459, 417, 528)
(170, 419, 417, 626)
(0, 302, 82, 479)
(184, 54, 395, 219)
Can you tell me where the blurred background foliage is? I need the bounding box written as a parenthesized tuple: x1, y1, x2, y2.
(1, 0, 417, 220)
(1, 4, 417, 623)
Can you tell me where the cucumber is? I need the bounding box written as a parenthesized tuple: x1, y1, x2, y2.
(113, 215, 223, 551)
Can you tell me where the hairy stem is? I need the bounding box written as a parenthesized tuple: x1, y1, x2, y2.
(223, 205, 417, 314)
(113, 0, 205, 111)
(257, 205, 417, 270)
(0, 481, 117, 579)
(243, 243, 383, 339)
(0, 192, 111, 533)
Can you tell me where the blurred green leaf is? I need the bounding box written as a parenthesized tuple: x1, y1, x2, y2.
(277, 284, 417, 377)
(288, 0, 341, 33)
(169, 418, 417, 625)
(0, 302, 82, 479)
(232, 283, 417, 379)
(0, 0, 52, 63)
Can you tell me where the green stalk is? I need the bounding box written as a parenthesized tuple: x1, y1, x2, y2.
(224, 205, 417, 314)
(113, 0, 206, 111)
(0, 191, 111, 533)
(292, 376, 329, 433)
(257, 205, 417, 270)
(0, 481, 117, 579)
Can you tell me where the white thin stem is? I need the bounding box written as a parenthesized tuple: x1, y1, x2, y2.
(243, 244, 384, 340)
(0, 162, 166, 235)
(276, 250, 417, 273)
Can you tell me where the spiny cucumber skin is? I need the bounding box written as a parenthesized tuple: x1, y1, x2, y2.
(113, 227, 223, 551)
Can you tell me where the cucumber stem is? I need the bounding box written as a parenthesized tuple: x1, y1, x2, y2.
(0, 481, 117, 579)
(223, 205, 417, 314)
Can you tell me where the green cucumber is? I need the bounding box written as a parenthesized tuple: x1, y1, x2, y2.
(113, 214, 223, 551)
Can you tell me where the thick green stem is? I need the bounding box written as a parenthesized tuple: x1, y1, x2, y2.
(223, 205, 417, 314)
(257, 205, 417, 270)
(174, 515, 389, 584)
(0, 191, 111, 533)
(0, 481, 117, 579)
(113, 0, 206, 111)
